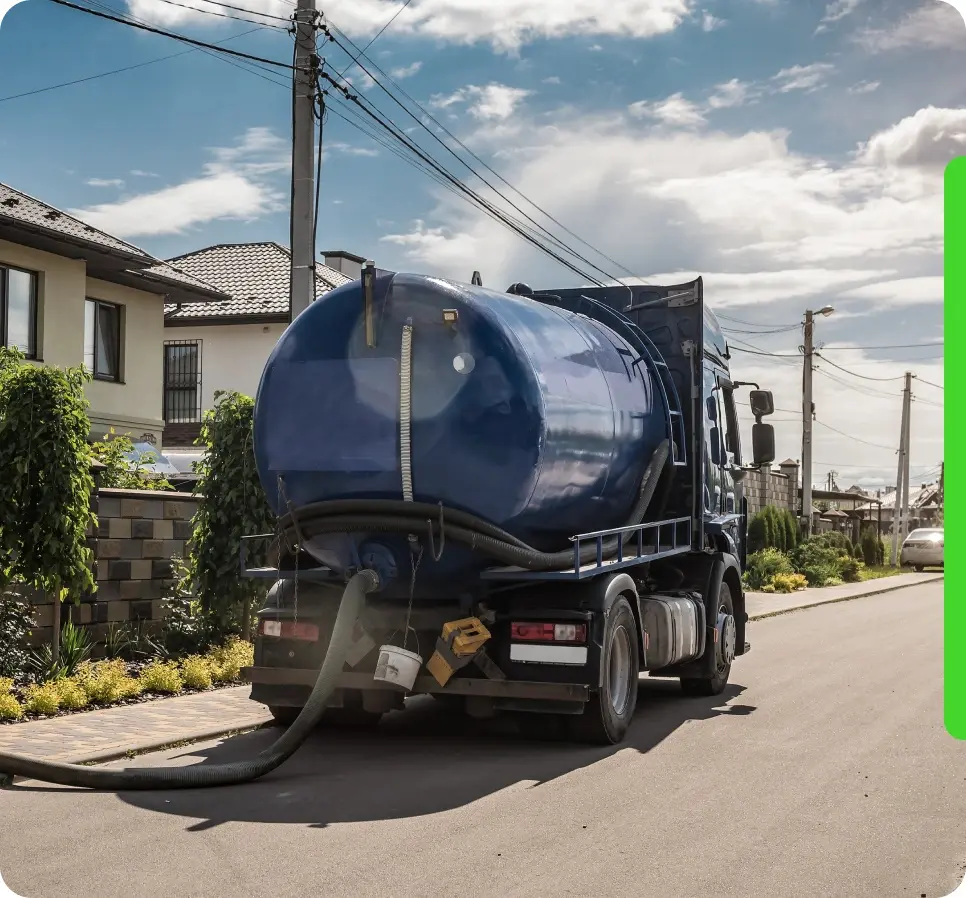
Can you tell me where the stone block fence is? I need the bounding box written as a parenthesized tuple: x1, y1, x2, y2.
(741, 459, 800, 518)
(21, 487, 200, 651)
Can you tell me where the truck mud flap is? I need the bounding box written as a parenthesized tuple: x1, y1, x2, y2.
(243, 666, 589, 703)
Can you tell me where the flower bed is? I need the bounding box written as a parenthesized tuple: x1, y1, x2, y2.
(0, 638, 253, 723)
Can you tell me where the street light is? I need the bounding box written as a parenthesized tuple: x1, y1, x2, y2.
(801, 305, 834, 536)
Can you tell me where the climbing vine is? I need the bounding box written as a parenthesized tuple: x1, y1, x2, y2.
(189, 390, 275, 638)
(0, 348, 96, 604)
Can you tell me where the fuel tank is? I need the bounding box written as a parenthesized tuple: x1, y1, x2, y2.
(253, 272, 670, 583)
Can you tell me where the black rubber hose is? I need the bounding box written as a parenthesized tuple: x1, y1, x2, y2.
(275, 441, 670, 572)
(0, 570, 379, 791)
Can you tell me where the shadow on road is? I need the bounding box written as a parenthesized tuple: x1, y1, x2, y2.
(15, 679, 754, 830)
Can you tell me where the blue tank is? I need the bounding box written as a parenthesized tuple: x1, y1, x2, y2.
(253, 272, 670, 586)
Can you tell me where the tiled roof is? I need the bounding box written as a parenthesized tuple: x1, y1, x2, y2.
(0, 182, 153, 263)
(135, 261, 228, 299)
(163, 242, 353, 321)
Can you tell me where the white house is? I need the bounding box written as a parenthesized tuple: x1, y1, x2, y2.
(0, 182, 228, 447)
(159, 243, 358, 447)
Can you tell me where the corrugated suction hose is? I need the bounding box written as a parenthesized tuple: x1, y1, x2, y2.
(0, 569, 379, 791)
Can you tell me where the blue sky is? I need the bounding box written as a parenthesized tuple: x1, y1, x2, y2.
(0, 0, 956, 489)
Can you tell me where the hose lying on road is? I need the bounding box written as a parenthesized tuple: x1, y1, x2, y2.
(0, 569, 379, 791)
(272, 440, 671, 573)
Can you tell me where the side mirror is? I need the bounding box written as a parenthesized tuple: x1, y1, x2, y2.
(752, 423, 776, 467)
(750, 390, 775, 418)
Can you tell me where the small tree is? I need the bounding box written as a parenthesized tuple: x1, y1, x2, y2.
(189, 391, 275, 641)
(0, 349, 96, 661)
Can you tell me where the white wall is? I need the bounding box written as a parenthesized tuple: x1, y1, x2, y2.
(165, 321, 283, 414)
(0, 239, 165, 445)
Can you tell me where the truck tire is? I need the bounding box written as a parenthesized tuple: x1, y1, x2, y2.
(680, 580, 735, 698)
(567, 595, 639, 745)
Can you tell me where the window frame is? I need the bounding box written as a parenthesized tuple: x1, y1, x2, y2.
(162, 339, 203, 424)
(0, 263, 39, 359)
(84, 298, 123, 383)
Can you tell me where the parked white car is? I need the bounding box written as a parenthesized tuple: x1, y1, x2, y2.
(900, 528, 944, 571)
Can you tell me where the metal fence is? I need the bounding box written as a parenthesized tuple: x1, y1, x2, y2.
(163, 339, 202, 424)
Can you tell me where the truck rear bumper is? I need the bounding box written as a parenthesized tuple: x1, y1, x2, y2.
(242, 666, 589, 704)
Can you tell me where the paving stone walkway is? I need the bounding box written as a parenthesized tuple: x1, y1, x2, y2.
(0, 571, 941, 766)
(0, 686, 271, 764)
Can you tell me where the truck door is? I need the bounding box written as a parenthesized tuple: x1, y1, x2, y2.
(702, 365, 724, 515)
(716, 375, 742, 515)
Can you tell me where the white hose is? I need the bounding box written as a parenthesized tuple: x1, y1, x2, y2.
(400, 321, 417, 546)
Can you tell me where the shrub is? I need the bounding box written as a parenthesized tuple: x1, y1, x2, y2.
(23, 682, 61, 715)
(138, 660, 184, 695)
(29, 620, 93, 681)
(790, 537, 847, 587)
(770, 573, 808, 594)
(0, 676, 13, 694)
(0, 349, 97, 654)
(0, 692, 23, 720)
(0, 590, 35, 681)
(839, 555, 864, 583)
(76, 659, 142, 704)
(744, 548, 794, 590)
(748, 507, 799, 555)
(190, 391, 275, 640)
(761, 584, 776, 594)
(207, 638, 254, 684)
(860, 527, 880, 566)
(180, 655, 214, 690)
(54, 677, 89, 710)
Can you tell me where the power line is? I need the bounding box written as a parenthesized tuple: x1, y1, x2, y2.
(914, 376, 944, 391)
(335, 0, 415, 78)
(717, 312, 800, 328)
(320, 71, 606, 286)
(46, 0, 297, 69)
(815, 352, 905, 382)
(0, 26, 267, 103)
(814, 419, 897, 451)
(141, 0, 288, 28)
(819, 341, 943, 351)
(174, 0, 291, 21)
(322, 20, 636, 283)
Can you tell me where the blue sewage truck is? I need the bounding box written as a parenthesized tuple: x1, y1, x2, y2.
(240, 269, 777, 745)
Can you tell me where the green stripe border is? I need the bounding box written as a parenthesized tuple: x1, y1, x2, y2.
(945, 158, 961, 740)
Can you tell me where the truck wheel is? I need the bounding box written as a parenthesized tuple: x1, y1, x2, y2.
(567, 595, 639, 745)
(681, 581, 735, 698)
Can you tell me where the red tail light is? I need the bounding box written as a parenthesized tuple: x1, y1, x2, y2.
(259, 620, 319, 641)
(511, 622, 587, 643)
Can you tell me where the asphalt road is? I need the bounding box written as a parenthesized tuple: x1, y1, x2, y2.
(2, 581, 962, 898)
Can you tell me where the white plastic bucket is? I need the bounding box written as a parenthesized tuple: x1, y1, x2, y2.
(373, 645, 423, 691)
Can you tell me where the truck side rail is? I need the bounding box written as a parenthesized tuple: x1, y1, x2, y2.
(481, 515, 692, 581)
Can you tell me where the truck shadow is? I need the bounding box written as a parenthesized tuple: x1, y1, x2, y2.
(108, 679, 754, 830)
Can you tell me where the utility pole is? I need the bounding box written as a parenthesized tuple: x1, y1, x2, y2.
(938, 461, 944, 519)
(289, 0, 320, 323)
(891, 372, 913, 565)
(900, 372, 912, 544)
(801, 310, 815, 537)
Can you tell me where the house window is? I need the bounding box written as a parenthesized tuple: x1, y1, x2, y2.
(163, 340, 202, 423)
(1, 265, 39, 358)
(84, 299, 121, 382)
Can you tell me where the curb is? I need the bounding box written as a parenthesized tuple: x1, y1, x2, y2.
(68, 720, 274, 767)
(748, 575, 944, 621)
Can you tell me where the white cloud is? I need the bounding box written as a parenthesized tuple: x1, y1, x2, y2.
(848, 80, 880, 94)
(327, 141, 380, 157)
(86, 178, 125, 188)
(130, 170, 158, 177)
(389, 61, 423, 79)
(68, 127, 286, 237)
(543, 76, 562, 85)
(701, 10, 725, 31)
(629, 92, 707, 127)
(857, 106, 966, 169)
(771, 63, 836, 93)
(125, 0, 693, 52)
(838, 276, 944, 306)
(855, 2, 965, 51)
(815, 0, 862, 32)
(706, 78, 753, 109)
(431, 83, 532, 120)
